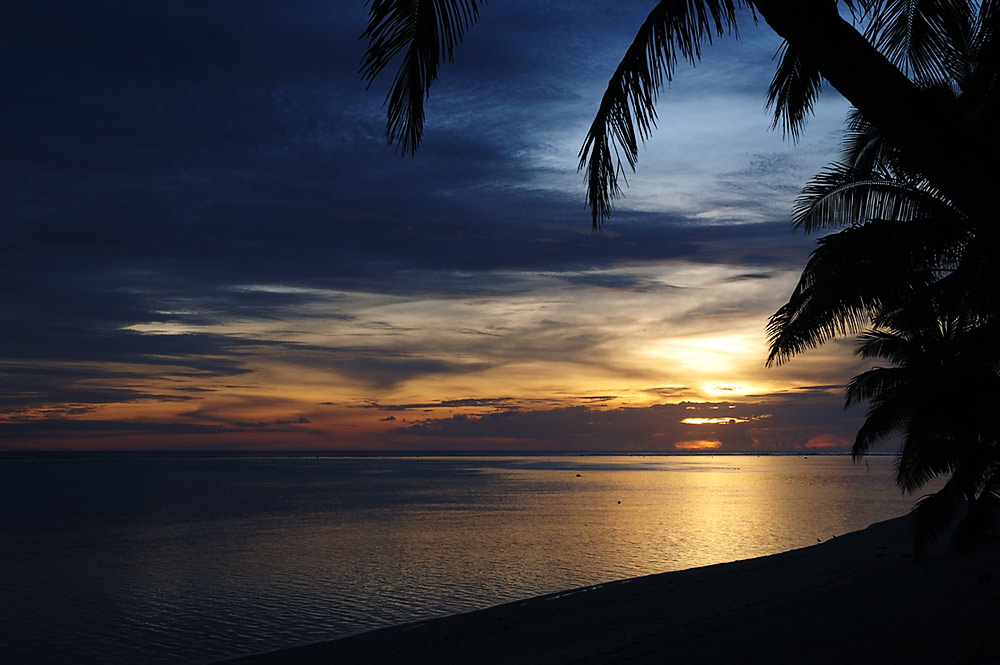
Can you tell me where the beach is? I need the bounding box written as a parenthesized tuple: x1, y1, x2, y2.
(219, 516, 999, 665)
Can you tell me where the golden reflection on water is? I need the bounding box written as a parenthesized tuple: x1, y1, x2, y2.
(470, 455, 920, 576)
(170, 456, 924, 612)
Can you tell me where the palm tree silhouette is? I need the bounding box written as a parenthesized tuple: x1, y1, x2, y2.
(766, 4, 1000, 549)
(846, 301, 1000, 553)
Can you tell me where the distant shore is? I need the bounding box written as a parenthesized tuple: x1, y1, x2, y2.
(218, 516, 999, 665)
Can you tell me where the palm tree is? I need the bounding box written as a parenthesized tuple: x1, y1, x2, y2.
(360, 0, 998, 228)
(845, 302, 1000, 553)
(765, 5, 1000, 549)
(766, 2, 997, 384)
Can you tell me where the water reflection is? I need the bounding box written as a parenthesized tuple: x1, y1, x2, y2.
(1, 454, 922, 665)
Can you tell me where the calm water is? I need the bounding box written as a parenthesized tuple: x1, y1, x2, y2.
(1, 454, 917, 664)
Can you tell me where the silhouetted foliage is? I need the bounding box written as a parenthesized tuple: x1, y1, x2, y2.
(767, 3, 999, 551)
(845, 304, 1000, 552)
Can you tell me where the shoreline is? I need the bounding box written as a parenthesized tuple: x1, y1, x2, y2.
(216, 516, 999, 664)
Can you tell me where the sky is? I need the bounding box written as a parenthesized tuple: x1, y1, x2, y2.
(2, 1, 882, 452)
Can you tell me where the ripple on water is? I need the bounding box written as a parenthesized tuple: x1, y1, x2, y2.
(0, 455, 920, 664)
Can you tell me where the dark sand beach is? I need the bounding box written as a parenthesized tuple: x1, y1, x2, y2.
(219, 517, 999, 665)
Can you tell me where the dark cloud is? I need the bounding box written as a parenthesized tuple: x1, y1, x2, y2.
(0, 419, 236, 441)
(234, 417, 311, 428)
(317, 355, 493, 390)
(642, 386, 691, 397)
(723, 272, 775, 282)
(366, 398, 518, 411)
(394, 395, 864, 452)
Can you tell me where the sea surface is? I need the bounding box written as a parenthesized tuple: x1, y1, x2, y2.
(1, 453, 919, 664)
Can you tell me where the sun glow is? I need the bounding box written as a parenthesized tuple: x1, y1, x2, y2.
(699, 383, 771, 398)
(642, 328, 784, 399)
(681, 417, 749, 425)
(673, 440, 723, 450)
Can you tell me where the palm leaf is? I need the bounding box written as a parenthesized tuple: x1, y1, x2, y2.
(863, 0, 973, 83)
(895, 424, 959, 492)
(765, 41, 823, 141)
(360, 0, 484, 155)
(975, 0, 1000, 57)
(839, 109, 907, 175)
(852, 329, 917, 365)
(579, 0, 744, 229)
(766, 219, 935, 366)
(791, 162, 956, 232)
(844, 365, 909, 406)
(969, 0, 1000, 97)
(853, 393, 912, 458)
(841, 0, 878, 17)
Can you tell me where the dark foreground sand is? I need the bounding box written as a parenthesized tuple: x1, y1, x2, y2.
(219, 517, 999, 665)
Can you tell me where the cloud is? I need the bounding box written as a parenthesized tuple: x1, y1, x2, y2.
(392, 395, 864, 452)
(3, 1, 862, 451)
(0, 419, 237, 440)
(366, 398, 518, 411)
(233, 417, 311, 428)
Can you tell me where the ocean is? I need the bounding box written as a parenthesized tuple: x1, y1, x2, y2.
(1, 453, 917, 664)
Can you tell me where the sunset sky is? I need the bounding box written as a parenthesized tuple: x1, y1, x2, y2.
(3, 1, 881, 451)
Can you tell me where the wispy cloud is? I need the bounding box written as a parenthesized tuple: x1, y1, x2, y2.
(2, 1, 864, 451)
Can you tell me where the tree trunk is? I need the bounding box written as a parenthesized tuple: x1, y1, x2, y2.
(752, 1, 994, 226)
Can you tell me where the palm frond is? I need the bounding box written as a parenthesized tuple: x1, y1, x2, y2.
(765, 41, 822, 141)
(579, 0, 744, 229)
(895, 427, 957, 491)
(840, 109, 902, 173)
(791, 162, 955, 232)
(767, 292, 878, 367)
(970, 0, 1000, 97)
(844, 365, 909, 406)
(360, 0, 483, 155)
(766, 210, 974, 366)
(975, 0, 1000, 57)
(840, 0, 878, 18)
(853, 395, 911, 458)
(863, 0, 973, 83)
(767, 221, 914, 365)
(854, 329, 915, 362)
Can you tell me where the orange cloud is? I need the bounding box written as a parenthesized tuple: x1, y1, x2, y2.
(674, 439, 723, 451)
(804, 434, 851, 450)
